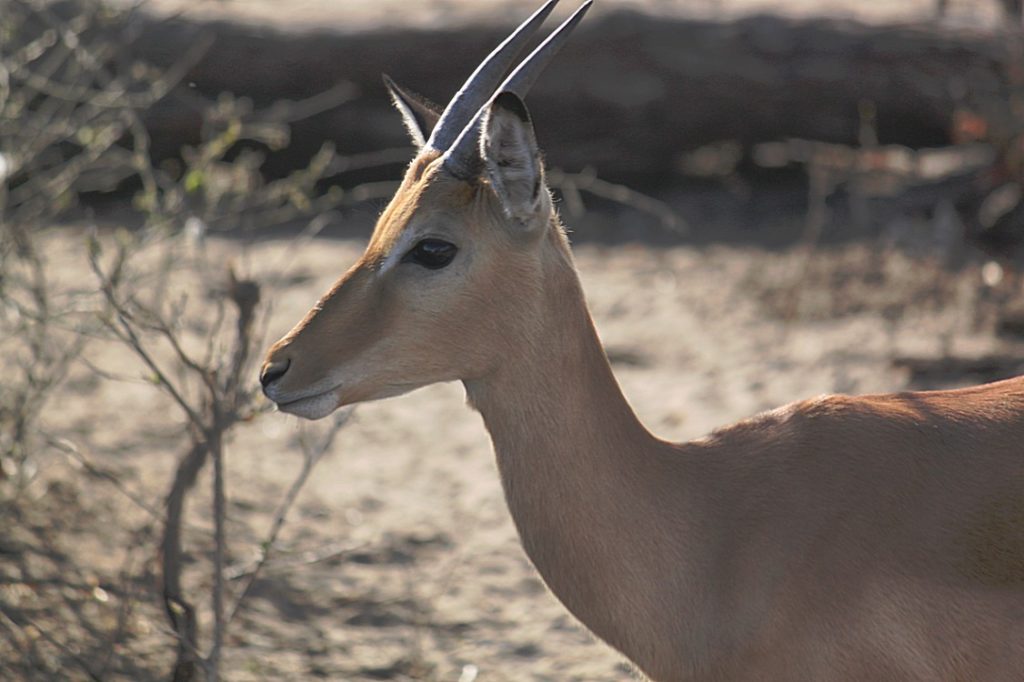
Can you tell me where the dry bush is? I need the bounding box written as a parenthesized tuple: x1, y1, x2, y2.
(0, 1, 361, 679)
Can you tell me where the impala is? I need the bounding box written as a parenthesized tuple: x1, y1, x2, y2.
(260, 2, 1024, 679)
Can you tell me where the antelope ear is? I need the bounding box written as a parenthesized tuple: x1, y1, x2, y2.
(481, 91, 544, 227)
(383, 74, 443, 148)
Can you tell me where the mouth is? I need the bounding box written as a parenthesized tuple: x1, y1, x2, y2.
(273, 388, 343, 420)
(267, 380, 427, 419)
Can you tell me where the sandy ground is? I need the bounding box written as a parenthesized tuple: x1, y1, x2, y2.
(3, 218, 1018, 680)
(4, 1, 1023, 679)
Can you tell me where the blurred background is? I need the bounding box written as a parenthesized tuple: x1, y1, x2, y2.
(4, 0, 1024, 679)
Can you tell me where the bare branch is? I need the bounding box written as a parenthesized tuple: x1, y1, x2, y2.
(0, 604, 103, 682)
(225, 409, 353, 627)
(547, 168, 688, 234)
(46, 436, 163, 521)
(88, 243, 206, 430)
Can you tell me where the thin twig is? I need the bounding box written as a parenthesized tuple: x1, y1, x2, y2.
(226, 539, 368, 580)
(548, 167, 688, 234)
(89, 246, 206, 429)
(225, 409, 353, 626)
(46, 436, 164, 521)
(0, 605, 104, 682)
(257, 81, 358, 125)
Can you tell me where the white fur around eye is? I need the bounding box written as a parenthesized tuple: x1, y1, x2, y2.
(379, 230, 422, 275)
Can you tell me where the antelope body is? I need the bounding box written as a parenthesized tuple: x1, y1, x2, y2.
(261, 3, 1024, 679)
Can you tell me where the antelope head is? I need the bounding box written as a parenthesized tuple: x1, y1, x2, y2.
(260, 0, 592, 419)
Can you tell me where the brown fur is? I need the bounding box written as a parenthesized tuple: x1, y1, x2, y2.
(263, 141, 1024, 680)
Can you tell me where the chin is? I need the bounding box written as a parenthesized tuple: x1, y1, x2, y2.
(273, 380, 434, 420)
(276, 391, 342, 420)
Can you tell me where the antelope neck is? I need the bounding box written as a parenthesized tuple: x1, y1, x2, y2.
(462, 252, 668, 644)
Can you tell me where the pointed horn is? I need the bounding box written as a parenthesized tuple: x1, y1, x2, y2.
(503, 0, 593, 98)
(442, 0, 593, 179)
(425, 0, 560, 153)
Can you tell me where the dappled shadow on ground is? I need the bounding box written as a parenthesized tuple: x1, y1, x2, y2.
(5, 232, 1024, 679)
(0, 481, 164, 680)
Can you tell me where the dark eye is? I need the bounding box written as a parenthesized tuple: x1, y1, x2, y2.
(401, 238, 458, 270)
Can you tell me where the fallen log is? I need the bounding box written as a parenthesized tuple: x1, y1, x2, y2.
(131, 7, 1016, 184)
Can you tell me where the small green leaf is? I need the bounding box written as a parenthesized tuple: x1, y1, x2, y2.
(184, 170, 205, 193)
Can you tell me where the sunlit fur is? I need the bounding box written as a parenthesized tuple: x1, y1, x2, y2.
(263, 105, 1024, 680)
(262, 146, 557, 419)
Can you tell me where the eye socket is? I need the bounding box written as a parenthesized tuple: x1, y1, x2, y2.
(401, 238, 458, 270)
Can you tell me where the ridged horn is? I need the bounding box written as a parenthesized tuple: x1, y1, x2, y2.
(442, 0, 593, 180)
(425, 0, 560, 153)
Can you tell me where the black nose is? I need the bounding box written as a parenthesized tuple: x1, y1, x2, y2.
(260, 359, 290, 389)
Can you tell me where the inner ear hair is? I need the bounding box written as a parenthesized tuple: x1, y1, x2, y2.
(482, 92, 544, 226)
(493, 91, 531, 124)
